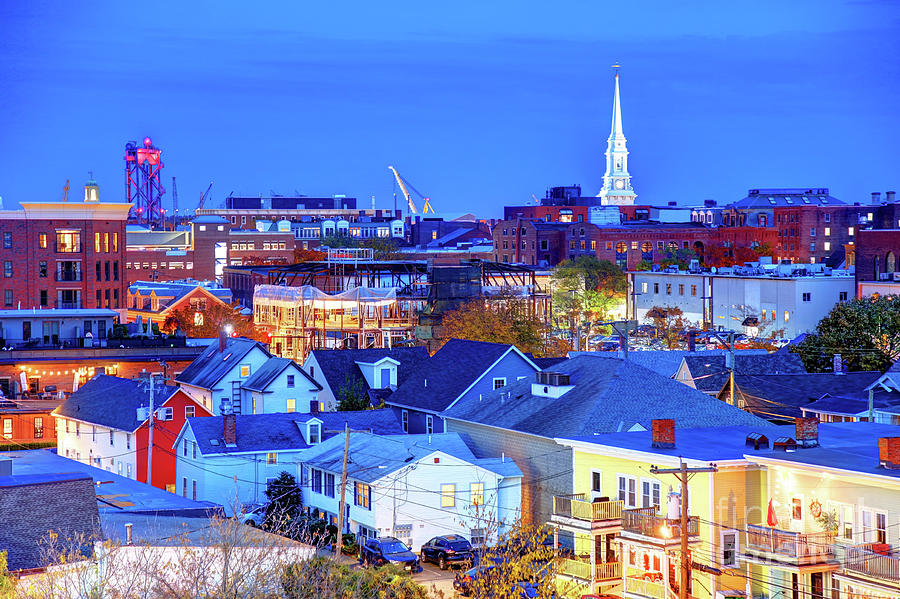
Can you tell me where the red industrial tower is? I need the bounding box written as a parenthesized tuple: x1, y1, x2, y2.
(125, 137, 166, 228)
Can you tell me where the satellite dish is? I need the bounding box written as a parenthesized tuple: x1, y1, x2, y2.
(711, 267, 717, 274)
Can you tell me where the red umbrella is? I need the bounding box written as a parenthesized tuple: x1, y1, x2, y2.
(767, 499, 778, 527)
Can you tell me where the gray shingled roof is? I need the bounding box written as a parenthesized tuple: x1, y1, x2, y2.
(803, 392, 900, 416)
(573, 349, 768, 379)
(311, 347, 430, 396)
(54, 375, 176, 432)
(176, 337, 270, 390)
(386, 339, 537, 413)
(186, 409, 403, 455)
(685, 353, 807, 393)
(728, 372, 883, 420)
(444, 355, 768, 438)
(242, 357, 321, 393)
(301, 433, 523, 482)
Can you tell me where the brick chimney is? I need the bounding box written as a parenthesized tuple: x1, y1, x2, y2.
(651, 419, 675, 449)
(795, 417, 819, 448)
(878, 437, 900, 469)
(221, 399, 236, 446)
(218, 330, 227, 353)
(309, 400, 319, 415)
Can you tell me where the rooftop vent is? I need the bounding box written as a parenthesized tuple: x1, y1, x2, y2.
(745, 432, 769, 450)
(773, 437, 798, 452)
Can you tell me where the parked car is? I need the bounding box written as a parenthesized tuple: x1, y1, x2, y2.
(453, 564, 496, 596)
(420, 534, 474, 570)
(359, 537, 420, 572)
(239, 504, 267, 527)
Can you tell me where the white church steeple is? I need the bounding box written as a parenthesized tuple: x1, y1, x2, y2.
(598, 65, 637, 205)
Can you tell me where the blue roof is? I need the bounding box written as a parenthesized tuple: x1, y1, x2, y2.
(571, 349, 768, 379)
(191, 215, 229, 224)
(444, 355, 769, 438)
(186, 409, 403, 455)
(0, 471, 92, 488)
(386, 339, 537, 413)
(54, 375, 177, 432)
(176, 337, 270, 390)
(301, 432, 523, 482)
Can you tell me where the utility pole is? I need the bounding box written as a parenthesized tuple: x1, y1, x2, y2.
(336, 422, 351, 555)
(146, 374, 154, 486)
(651, 461, 718, 599)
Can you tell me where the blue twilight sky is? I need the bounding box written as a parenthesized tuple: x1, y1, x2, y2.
(1, 1, 898, 216)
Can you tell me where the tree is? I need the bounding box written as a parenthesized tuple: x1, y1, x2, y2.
(792, 295, 900, 372)
(293, 247, 327, 263)
(660, 247, 698, 270)
(647, 305, 695, 349)
(264, 472, 303, 535)
(336, 374, 371, 411)
(161, 301, 260, 340)
(318, 236, 400, 260)
(440, 294, 568, 357)
(281, 557, 428, 599)
(0, 551, 12, 598)
(551, 257, 627, 343)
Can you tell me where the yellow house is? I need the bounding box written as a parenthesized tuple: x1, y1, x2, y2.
(743, 421, 900, 599)
(552, 420, 774, 599)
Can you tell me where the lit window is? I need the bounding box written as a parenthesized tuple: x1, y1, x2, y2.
(185, 405, 195, 418)
(267, 452, 277, 465)
(286, 399, 296, 413)
(824, 227, 830, 236)
(441, 483, 456, 507)
(848, 227, 854, 236)
(355, 482, 371, 509)
(240, 365, 250, 377)
(792, 498, 802, 520)
(470, 482, 484, 506)
(784, 311, 790, 323)
(39, 233, 47, 248)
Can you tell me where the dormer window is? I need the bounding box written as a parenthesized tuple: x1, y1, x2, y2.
(307, 422, 321, 444)
(536, 371, 570, 386)
(492, 378, 506, 390)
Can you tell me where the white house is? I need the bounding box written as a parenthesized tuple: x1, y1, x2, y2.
(300, 432, 523, 550)
(173, 409, 403, 514)
(627, 260, 854, 338)
(240, 357, 321, 414)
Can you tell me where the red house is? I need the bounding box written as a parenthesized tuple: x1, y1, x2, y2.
(54, 375, 212, 492)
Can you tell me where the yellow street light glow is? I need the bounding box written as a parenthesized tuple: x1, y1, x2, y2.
(659, 525, 672, 539)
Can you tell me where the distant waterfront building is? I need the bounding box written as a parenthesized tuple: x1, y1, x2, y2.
(627, 259, 854, 338)
(597, 68, 637, 206)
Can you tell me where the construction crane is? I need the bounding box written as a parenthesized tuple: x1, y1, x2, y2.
(171, 176, 178, 223)
(61, 180, 70, 202)
(197, 182, 213, 211)
(388, 166, 435, 215)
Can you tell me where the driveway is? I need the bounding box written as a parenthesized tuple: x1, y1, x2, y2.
(412, 560, 460, 597)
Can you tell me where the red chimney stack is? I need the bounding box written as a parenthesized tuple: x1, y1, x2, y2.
(795, 417, 819, 448)
(221, 399, 236, 446)
(879, 438, 900, 469)
(652, 419, 675, 449)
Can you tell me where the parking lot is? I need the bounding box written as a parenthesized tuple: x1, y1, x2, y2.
(321, 550, 460, 597)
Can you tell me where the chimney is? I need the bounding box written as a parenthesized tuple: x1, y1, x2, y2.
(832, 354, 843, 373)
(651, 419, 675, 449)
(872, 191, 882, 204)
(795, 417, 819, 448)
(218, 330, 227, 353)
(125, 522, 133, 545)
(221, 399, 236, 445)
(878, 437, 900, 469)
(309, 400, 319, 414)
(887, 191, 897, 203)
(687, 331, 697, 352)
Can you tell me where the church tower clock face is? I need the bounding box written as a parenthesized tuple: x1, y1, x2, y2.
(615, 180, 625, 190)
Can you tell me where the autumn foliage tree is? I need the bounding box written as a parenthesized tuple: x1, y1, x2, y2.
(647, 305, 695, 349)
(161, 302, 261, 340)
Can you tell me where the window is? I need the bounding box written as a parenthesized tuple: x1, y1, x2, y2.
(40, 290, 47, 306)
(355, 482, 371, 509)
(3, 261, 11, 278)
(192, 480, 197, 501)
(183, 440, 189, 456)
(876, 512, 887, 544)
(792, 497, 802, 520)
(157, 407, 173, 421)
(470, 528, 486, 546)
(126, 433, 131, 450)
(39, 233, 47, 248)
(33, 417, 43, 439)
(401, 410, 409, 433)
(56, 230, 81, 252)
(848, 226, 854, 236)
(839, 291, 848, 301)
(104, 232, 110, 253)
(312, 469, 323, 494)
(2, 418, 11, 439)
(591, 471, 602, 495)
(666, 284, 671, 295)
(691, 285, 697, 296)
(240, 365, 250, 377)
(286, 399, 296, 413)
(841, 504, 854, 540)
(94, 232, 101, 252)
(324, 472, 336, 497)
(183, 477, 188, 497)
(426, 415, 434, 434)
(308, 423, 320, 444)
(492, 377, 506, 390)
(39, 261, 47, 278)
(802, 292, 811, 302)
(721, 531, 738, 567)
(810, 228, 816, 237)
(109, 430, 115, 445)
(470, 482, 484, 506)
(617, 475, 637, 508)
(784, 311, 790, 323)
(678, 284, 684, 295)
(641, 479, 661, 511)
(113, 232, 118, 252)
(267, 452, 277, 465)
(286, 375, 295, 387)
(185, 405, 195, 418)
(441, 483, 456, 507)
(641, 282, 648, 293)
(2, 232, 10, 248)
(653, 283, 659, 294)
(824, 227, 831, 236)
(823, 241, 831, 251)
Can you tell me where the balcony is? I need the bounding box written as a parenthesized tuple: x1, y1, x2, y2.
(55, 271, 83, 282)
(621, 508, 698, 545)
(552, 494, 624, 531)
(744, 524, 834, 566)
(843, 543, 900, 584)
(559, 558, 622, 582)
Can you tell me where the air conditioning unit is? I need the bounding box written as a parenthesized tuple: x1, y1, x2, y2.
(880, 273, 893, 281)
(892, 272, 900, 282)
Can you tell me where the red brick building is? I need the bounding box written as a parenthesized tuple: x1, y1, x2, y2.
(0, 399, 58, 447)
(491, 219, 570, 266)
(854, 229, 900, 297)
(0, 183, 129, 310)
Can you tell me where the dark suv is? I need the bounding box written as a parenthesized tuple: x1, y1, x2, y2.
(420, 534, 474, 570)
(360, 537, 420, 572)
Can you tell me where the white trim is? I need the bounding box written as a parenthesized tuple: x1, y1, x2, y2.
(719, 529, 738, 568)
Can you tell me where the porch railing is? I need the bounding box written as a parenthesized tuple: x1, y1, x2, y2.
(622, 508, 698, 539)
(844, 543, 900, 583)
(552, 494, 623, 522)
(745, 524, 833, 561)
